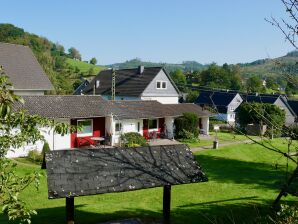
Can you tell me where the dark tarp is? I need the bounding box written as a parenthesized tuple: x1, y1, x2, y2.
(46, 144, 207, 199)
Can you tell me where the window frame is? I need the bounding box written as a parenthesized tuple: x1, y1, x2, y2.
(115, 122, 122, 134)
(77, 119, 93, 137)
(156, 80, 167, 89)
(148, 119, 159, 130)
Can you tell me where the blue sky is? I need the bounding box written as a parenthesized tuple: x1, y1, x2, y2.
(0, 0, 294, 65)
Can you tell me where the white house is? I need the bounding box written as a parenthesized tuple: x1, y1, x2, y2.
(9, 95, 213, 157)
(195, 90, 243, 125)
(81, 66, 180, 104)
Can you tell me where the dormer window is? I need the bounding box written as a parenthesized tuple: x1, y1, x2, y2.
(156, 81, 167, 89)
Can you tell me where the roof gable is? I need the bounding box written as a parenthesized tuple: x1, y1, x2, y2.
(195, 91, 240, 113)
(83, 67, 176, 97)
(0, 42, 53, 91)
(288, 100, 298, 116)
(142, 68, 179, 97)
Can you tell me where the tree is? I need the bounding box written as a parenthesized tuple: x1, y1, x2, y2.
(266, 77, 279, 90)
(237, 102, 286, 136)
(68, 47, 81, 60)
(186, 90, 199, 103)
(171, 69, 187, 87)
(0, 69, 73, 223)
(246, 75, 263, 93)
(90, 57, 97, 65)
(199, 63, 242, 90)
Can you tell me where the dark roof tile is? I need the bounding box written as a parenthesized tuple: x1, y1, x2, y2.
(0, 42, 53, 90)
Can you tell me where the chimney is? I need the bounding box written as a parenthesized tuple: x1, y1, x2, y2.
(138, 65, 144, 74)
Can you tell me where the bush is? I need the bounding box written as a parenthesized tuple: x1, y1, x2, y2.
(175, 112, 199, 139)
(179, 129, 200, 143)
(288, 125, 298, 140)
(121, 132, 148, 147)
(27, 149, 43, 163)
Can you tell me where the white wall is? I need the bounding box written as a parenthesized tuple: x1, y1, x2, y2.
(141, 96, 178, 104)
(6, 119, 71, 158)
(165, 117, 174, 139)
(111, 118, 143, 146)
(201, 117, 210, 135)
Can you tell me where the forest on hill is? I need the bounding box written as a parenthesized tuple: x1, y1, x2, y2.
(0, 24, 104, 94)
(0, 23, 297, 95)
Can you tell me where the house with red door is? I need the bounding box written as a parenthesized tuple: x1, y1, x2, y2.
(10, 95, 213, 157)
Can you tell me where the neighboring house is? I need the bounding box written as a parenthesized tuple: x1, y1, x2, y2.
(288, 100, 298, 123)
(82, 66, 180, 104)
(241, 93, 296, 126)
(10, 95, 213, 157)
(195, 90, 243, 124)
(73, 79, 90, 95)
(0, 42, 53, 95)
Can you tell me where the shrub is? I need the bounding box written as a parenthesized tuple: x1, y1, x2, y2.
(175, 112, 199, 139)
(121, 132, 148, 147)
(179, 129, 200, 143)
(27, 149, 43, 163)
(288, 124, 298, 140)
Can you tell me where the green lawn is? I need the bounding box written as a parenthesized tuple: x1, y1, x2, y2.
(66, 58, 106, 75)
(184, 131, 259, 148)
(1, 140, 298, 224)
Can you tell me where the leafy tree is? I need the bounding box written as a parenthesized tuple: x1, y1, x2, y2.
(266, 77, 279, 90)
(171, 69, 187, 87)
(68, 47, 81, 61)
(237, 102, 285, 136)
(0, 71, 73, 223)
(186, 90, 199, 103)
(90, 57, 97, 65)
(199, 63, 242, 90)
(246, 75, 263, 93)
(286, 80, 298, 96)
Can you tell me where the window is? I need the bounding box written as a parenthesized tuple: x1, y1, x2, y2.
(137, 122, 140, 132)
(148, 119, 158, 129)
(156, 81, 167, 89)
(230, 107, 235, 111)
(156, 81, 161, 89)
(115, 123, 122, 133)
(77, 119, 93, 137)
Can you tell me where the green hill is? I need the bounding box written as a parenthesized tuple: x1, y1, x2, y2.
(107, 58, 207, 73)
(239, 52, 298, 79)
(0, 23, 106, 94)
(66, 58, 105, 74)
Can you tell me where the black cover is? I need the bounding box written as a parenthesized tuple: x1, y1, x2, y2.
(46, 145, 207, 199)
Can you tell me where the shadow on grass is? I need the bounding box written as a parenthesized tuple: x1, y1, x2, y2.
(0, 199, 275, 224)
(18, 202, 277, 224)
(195, 154, 288, 190)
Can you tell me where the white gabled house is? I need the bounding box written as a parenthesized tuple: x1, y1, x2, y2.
(195, 90, 243, 125)
(81, 66, 180, 104)
(10, 95, 213, 158)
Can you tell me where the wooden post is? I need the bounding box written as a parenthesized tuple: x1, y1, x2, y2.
(66, 197, 74, 224)
(163, 185, 171, 224)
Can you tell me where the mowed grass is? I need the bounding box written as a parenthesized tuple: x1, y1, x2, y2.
(1, 140, 298, 224)
(66, 58, 106, 74)
(185, 131, 259, 148)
